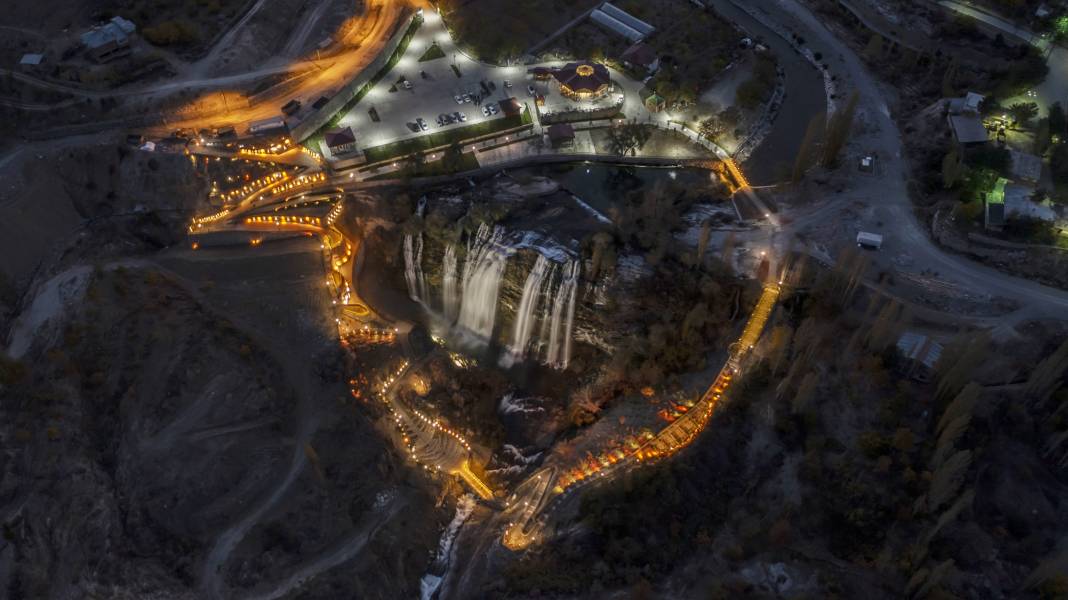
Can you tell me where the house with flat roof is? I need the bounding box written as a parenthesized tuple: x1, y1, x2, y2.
(81, 16, 136, 62)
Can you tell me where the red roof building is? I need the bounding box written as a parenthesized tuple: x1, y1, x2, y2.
(552, 61, 611, 100)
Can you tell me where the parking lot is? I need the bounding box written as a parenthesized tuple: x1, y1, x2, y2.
(331, 10, 535, 153)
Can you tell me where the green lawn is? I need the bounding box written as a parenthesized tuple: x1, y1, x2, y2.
(419, 43, 446, 62)
(362, 110, 532, 163)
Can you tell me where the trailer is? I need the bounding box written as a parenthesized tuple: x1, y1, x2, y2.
(248, 116, 288, 135)
(856, 231, 884, 250)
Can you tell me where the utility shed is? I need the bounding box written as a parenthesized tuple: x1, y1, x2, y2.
(897, 332, 943, 381)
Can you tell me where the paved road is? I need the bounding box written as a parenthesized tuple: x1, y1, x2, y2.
(739, 0, 1068, 321)
(937, 0, 1047, 50)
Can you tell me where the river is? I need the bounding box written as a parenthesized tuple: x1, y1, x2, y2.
(706, 0, 828, 184)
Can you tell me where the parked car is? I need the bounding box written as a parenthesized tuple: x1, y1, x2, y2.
(403, 79, 413, 90)
(504, 80, 512, 88)
(454, 94, 464, 104)
(417, 117, 428, 131)
(527, 84, 536, 96)
(487, 103, 499, 115)
(462, 93, 471, 103)
(281, 99, 301, 115)
(454, 111, 466, 122)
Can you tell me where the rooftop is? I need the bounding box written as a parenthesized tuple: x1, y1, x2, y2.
(325, 126, 356, 147)
(621, 43, 657, 69)
(547, 123, 575, 142)
(897, 332, 943, 371)
(81, 16, 136, 50)
(552, 61, 611, 95)
(948, 114, 988, 144)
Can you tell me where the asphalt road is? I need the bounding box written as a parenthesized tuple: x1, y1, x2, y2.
(741, 0, 1068, 321)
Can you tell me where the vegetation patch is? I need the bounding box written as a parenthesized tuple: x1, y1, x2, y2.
(437, 0, 601, 62)
(418, 43, 446, 62)
(365, 150, 479, 180)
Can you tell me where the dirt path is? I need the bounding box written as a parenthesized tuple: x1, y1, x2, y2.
(240, 495, 408, 600)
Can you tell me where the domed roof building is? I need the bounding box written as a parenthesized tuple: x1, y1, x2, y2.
(551, 61, 611, 100)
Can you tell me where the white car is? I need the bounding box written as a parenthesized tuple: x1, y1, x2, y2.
(417, 118, 428, 131)
(462, 93, 472, 103)
(454, 111, 467, 122)
(403, 80, 413, 90)
(454, 95, 464, 104)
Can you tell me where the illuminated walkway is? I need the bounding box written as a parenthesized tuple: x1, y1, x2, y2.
(503, 282, 782, 550)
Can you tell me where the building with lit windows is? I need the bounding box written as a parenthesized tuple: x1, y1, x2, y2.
(551, 61, 611, 100)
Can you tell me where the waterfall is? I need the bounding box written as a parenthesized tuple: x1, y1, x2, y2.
(419, 494, 476, 600)
(457, 224, 508, 339)
(503, 255, 551, 364)
(536, 263, 556, 358)
(544, 259, 580, 369)
(403, 233, 429, 303)
(442, 244, 459, 321)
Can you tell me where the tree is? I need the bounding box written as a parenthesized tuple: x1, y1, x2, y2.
(718, 106, 742, 131)
(1008, 101, 1039, 127)
(1034, 117, 1051, 155)
(698, 116, 726, 142)
(441, 141, 465, 172)
(1049, 102, 1066, 140)
(864, 33, 884, 60)
(942, 147, 962, 188)
(695, 220, 712, 267)
(606, 120, 652, 156)
(1026, 338, 1068, 403)
(822, 91, 859, 168)
(793, 114, 825, 184)
(941, 57, 959, 98)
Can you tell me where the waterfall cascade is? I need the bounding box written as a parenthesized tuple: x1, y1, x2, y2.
(442, 244, 459, 321)
(545, 259, 580, 369)
(404, 222, 581, 369)
(403, 233, 430, 303)
(456, 224, 509, 339)
(504, 255, 551, 363)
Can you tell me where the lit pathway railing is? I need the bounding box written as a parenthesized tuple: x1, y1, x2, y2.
(503, 282, 782, 550)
